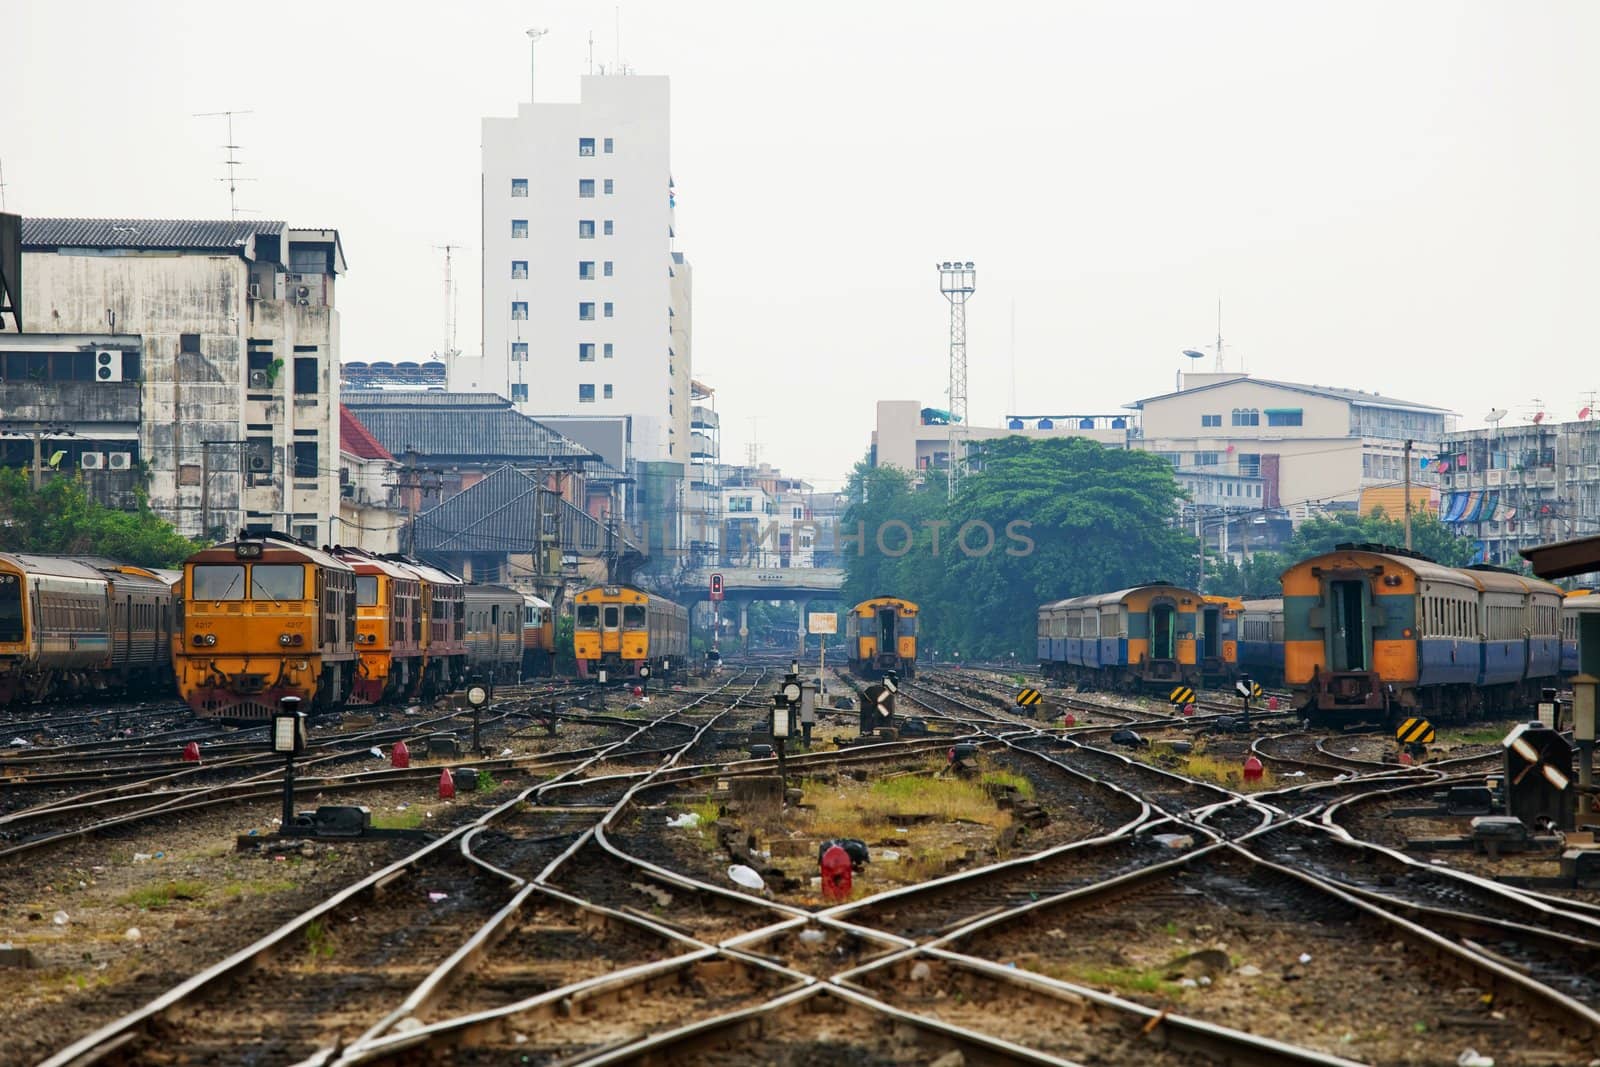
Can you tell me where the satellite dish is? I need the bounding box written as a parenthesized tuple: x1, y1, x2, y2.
(1485, 408, 1508, 423)
(1182, 350, 1205, 361)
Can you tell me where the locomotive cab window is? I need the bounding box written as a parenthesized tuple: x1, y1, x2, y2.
(356, 576, 379, 606)
(251, 565, 306, 602)
(577, 604, 600, 627)
(193, 565, 246, 601)
(603, 606, 620, 629)
(623, 604, 646, 628)
(0, 574, 22, 642)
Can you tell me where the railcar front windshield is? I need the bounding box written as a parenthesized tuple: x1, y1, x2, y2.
(576, 604, 600, 627)
(356, 576, 379, 606)
(0, 573, 22, 642)
(193, 565, 245, 601)
(251, 565, 307, 602)
(623, 605, 647, 628)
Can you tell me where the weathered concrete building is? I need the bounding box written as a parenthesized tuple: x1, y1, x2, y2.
(20, 219, 346, 542)
(0, 333, 144, 504)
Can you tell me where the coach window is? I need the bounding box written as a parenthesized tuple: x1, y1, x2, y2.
(603, 605, 620, 629)
(577, 604, 599, 627)
(356, 576, 378, 606)
(624, 604, 647, 628)
(251, 565, 306, 602)
(193, 565, 245, 600)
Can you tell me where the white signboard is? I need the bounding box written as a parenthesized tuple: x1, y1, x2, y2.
(808, 613, 838, 635)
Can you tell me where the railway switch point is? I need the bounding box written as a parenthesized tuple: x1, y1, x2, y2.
(820, 844, 852, 901)
(390, 741, 410, 768)
(454, 768, 479, 792)
(438, 767, 455, 800)
(1242, 755, 1264, 781)
(181, 741, 201, 762)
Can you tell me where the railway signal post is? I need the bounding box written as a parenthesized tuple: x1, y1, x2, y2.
(1235, 677, 1257, 728)
(1574, 675, 1598, 818)
(272, 696, 307, 833)
(466, 681, 489, 754)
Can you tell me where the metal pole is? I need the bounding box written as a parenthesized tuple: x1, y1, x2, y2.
(31, 430, 42, 491)
(200, 443, 210, 538)
(282, 750, 295, 830)
(1403, 438, 1414, 551)
(776, 736, 787, 802)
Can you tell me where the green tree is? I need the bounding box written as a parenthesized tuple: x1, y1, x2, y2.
(0, 469, 201, 567)
(841, 437, 1198, 659)
(1284, 508, 1477, 568)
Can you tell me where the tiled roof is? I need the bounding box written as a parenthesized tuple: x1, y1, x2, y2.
(412, 465, 631, 555)
(22, 218, 285, 254)
(339, 405, 394, 462)
(339, 391, 598, 464)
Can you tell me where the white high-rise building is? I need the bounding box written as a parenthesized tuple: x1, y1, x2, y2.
(467, 74, 684, 464)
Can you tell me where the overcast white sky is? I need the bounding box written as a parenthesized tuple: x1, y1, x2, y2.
(7, 1, 1598, 489)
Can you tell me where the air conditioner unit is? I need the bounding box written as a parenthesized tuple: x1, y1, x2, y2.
(248, 369, 273, 390)
(1487, 470, 1503, 486)
(248, 283, 262, 299)
(244, 441, 273, 474)
(341, 482, 354, 499)
(80, 452, 105, 470)
(107, 452, 133, 471)
(95, 350, 122, 382)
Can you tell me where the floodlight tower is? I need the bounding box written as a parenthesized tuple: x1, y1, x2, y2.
(938, 260, 976, 497)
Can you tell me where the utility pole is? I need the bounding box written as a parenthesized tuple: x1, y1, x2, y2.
(1196, 505, 1206, 593)
(938, 261, 977, 498)
(2, 422, 73, 490)
(1403, 439, 1414, 551)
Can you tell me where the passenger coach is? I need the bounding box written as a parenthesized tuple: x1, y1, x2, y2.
(1038, 584, 1203, 691)
(1283, 544, 1561, 724)
(844, 597, 918, 679)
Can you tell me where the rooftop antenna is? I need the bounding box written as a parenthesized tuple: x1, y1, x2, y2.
(433, 243, 464, 359)
(193, 109, 256, 219)
(1008, 298, 1017, 420)
(0, 158, 8, 211)
(938, 260, 977, 498)
(1214, 296, 1226, 372)
(1581, 390, 1597, 422)
(588, 30, 595, 74)
(525, 28, 549, 102)
(746, 416, 763, 469)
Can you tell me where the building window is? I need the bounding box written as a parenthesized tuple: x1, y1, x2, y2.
(1201, 413, 1221, 427)
(603, 260, 614, 277)
(603, 343, 614, 359)
(579, 302, 595, 321)
(1195, 451, 1219, 466)
(578, 220, 595, 239)
(511, 343, 528, 361)
(510, 383, 529, 402)
(181, 333, 201, 355)
(293, 356, 318, 395)
(511, 219, 528, 238)
(511, 178, 528, 197)
(1266, 409, 1303, 427)
(1231, 408, 1260, 427)
(603, 301, 614, 318)
(1237, 452, 1261, 477)
(512, 301, 528, 320)
(579, 343, 596, 362)
(578, 178, 595, 198)
(603, 384, 613, 399)
(579, 384, 595, 403)
(603, 137, 614, 153)
(579, 137, 596, 156)
(293, 441, 319, 479)
(579, 261, 595, 280)
(603, 220, 614, 235)
(604, 178, 614, 194)
(729, 496, 753, 513)
(793, 506, 804, 519)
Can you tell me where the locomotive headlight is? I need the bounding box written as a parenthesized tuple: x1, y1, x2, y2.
(193, 633, 217, 647)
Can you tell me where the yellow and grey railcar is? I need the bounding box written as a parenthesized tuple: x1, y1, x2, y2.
(1037, 584, 1203, 691)
(463, 583, 525, 685)
(572, 584, 689, 678)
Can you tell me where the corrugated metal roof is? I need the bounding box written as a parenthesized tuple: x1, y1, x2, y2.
(341, 391, 598, 463)
(1131, 376, 1452, 414)
(22, 218, 286, 254)
(412, 465, 629, 555)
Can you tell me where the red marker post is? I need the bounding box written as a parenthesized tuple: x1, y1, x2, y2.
(820, 844, 852, 901)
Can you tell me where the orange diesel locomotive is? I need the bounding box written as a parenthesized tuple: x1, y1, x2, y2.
(177, 532, 357, 719)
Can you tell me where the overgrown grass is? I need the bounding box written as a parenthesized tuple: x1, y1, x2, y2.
(1440, 727, 1510, 746)
(371, 809, 424, 830)
(1140, 742, 1277, 791)
(1070, 963, 1186, 996)
(305, 919, 336, 959)
(476, 770, 500, 793)
(121, 880, 208, 909)
(801, 762, 1011, 841)
(979, 770, 1036, 800)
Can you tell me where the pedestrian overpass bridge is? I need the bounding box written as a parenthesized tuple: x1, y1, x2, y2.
(681, 567, 847, 652)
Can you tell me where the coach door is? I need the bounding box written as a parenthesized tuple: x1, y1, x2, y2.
(1150, 602, 1177, 661)
(1202, 604, 1220, 661)
(1328, 579, 1371, 672)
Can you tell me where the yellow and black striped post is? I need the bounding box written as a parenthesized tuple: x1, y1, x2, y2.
(1395, 717, 1436, 745)
(1169, 685, 1195, 707)
(1015, 687, 1043, 711)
